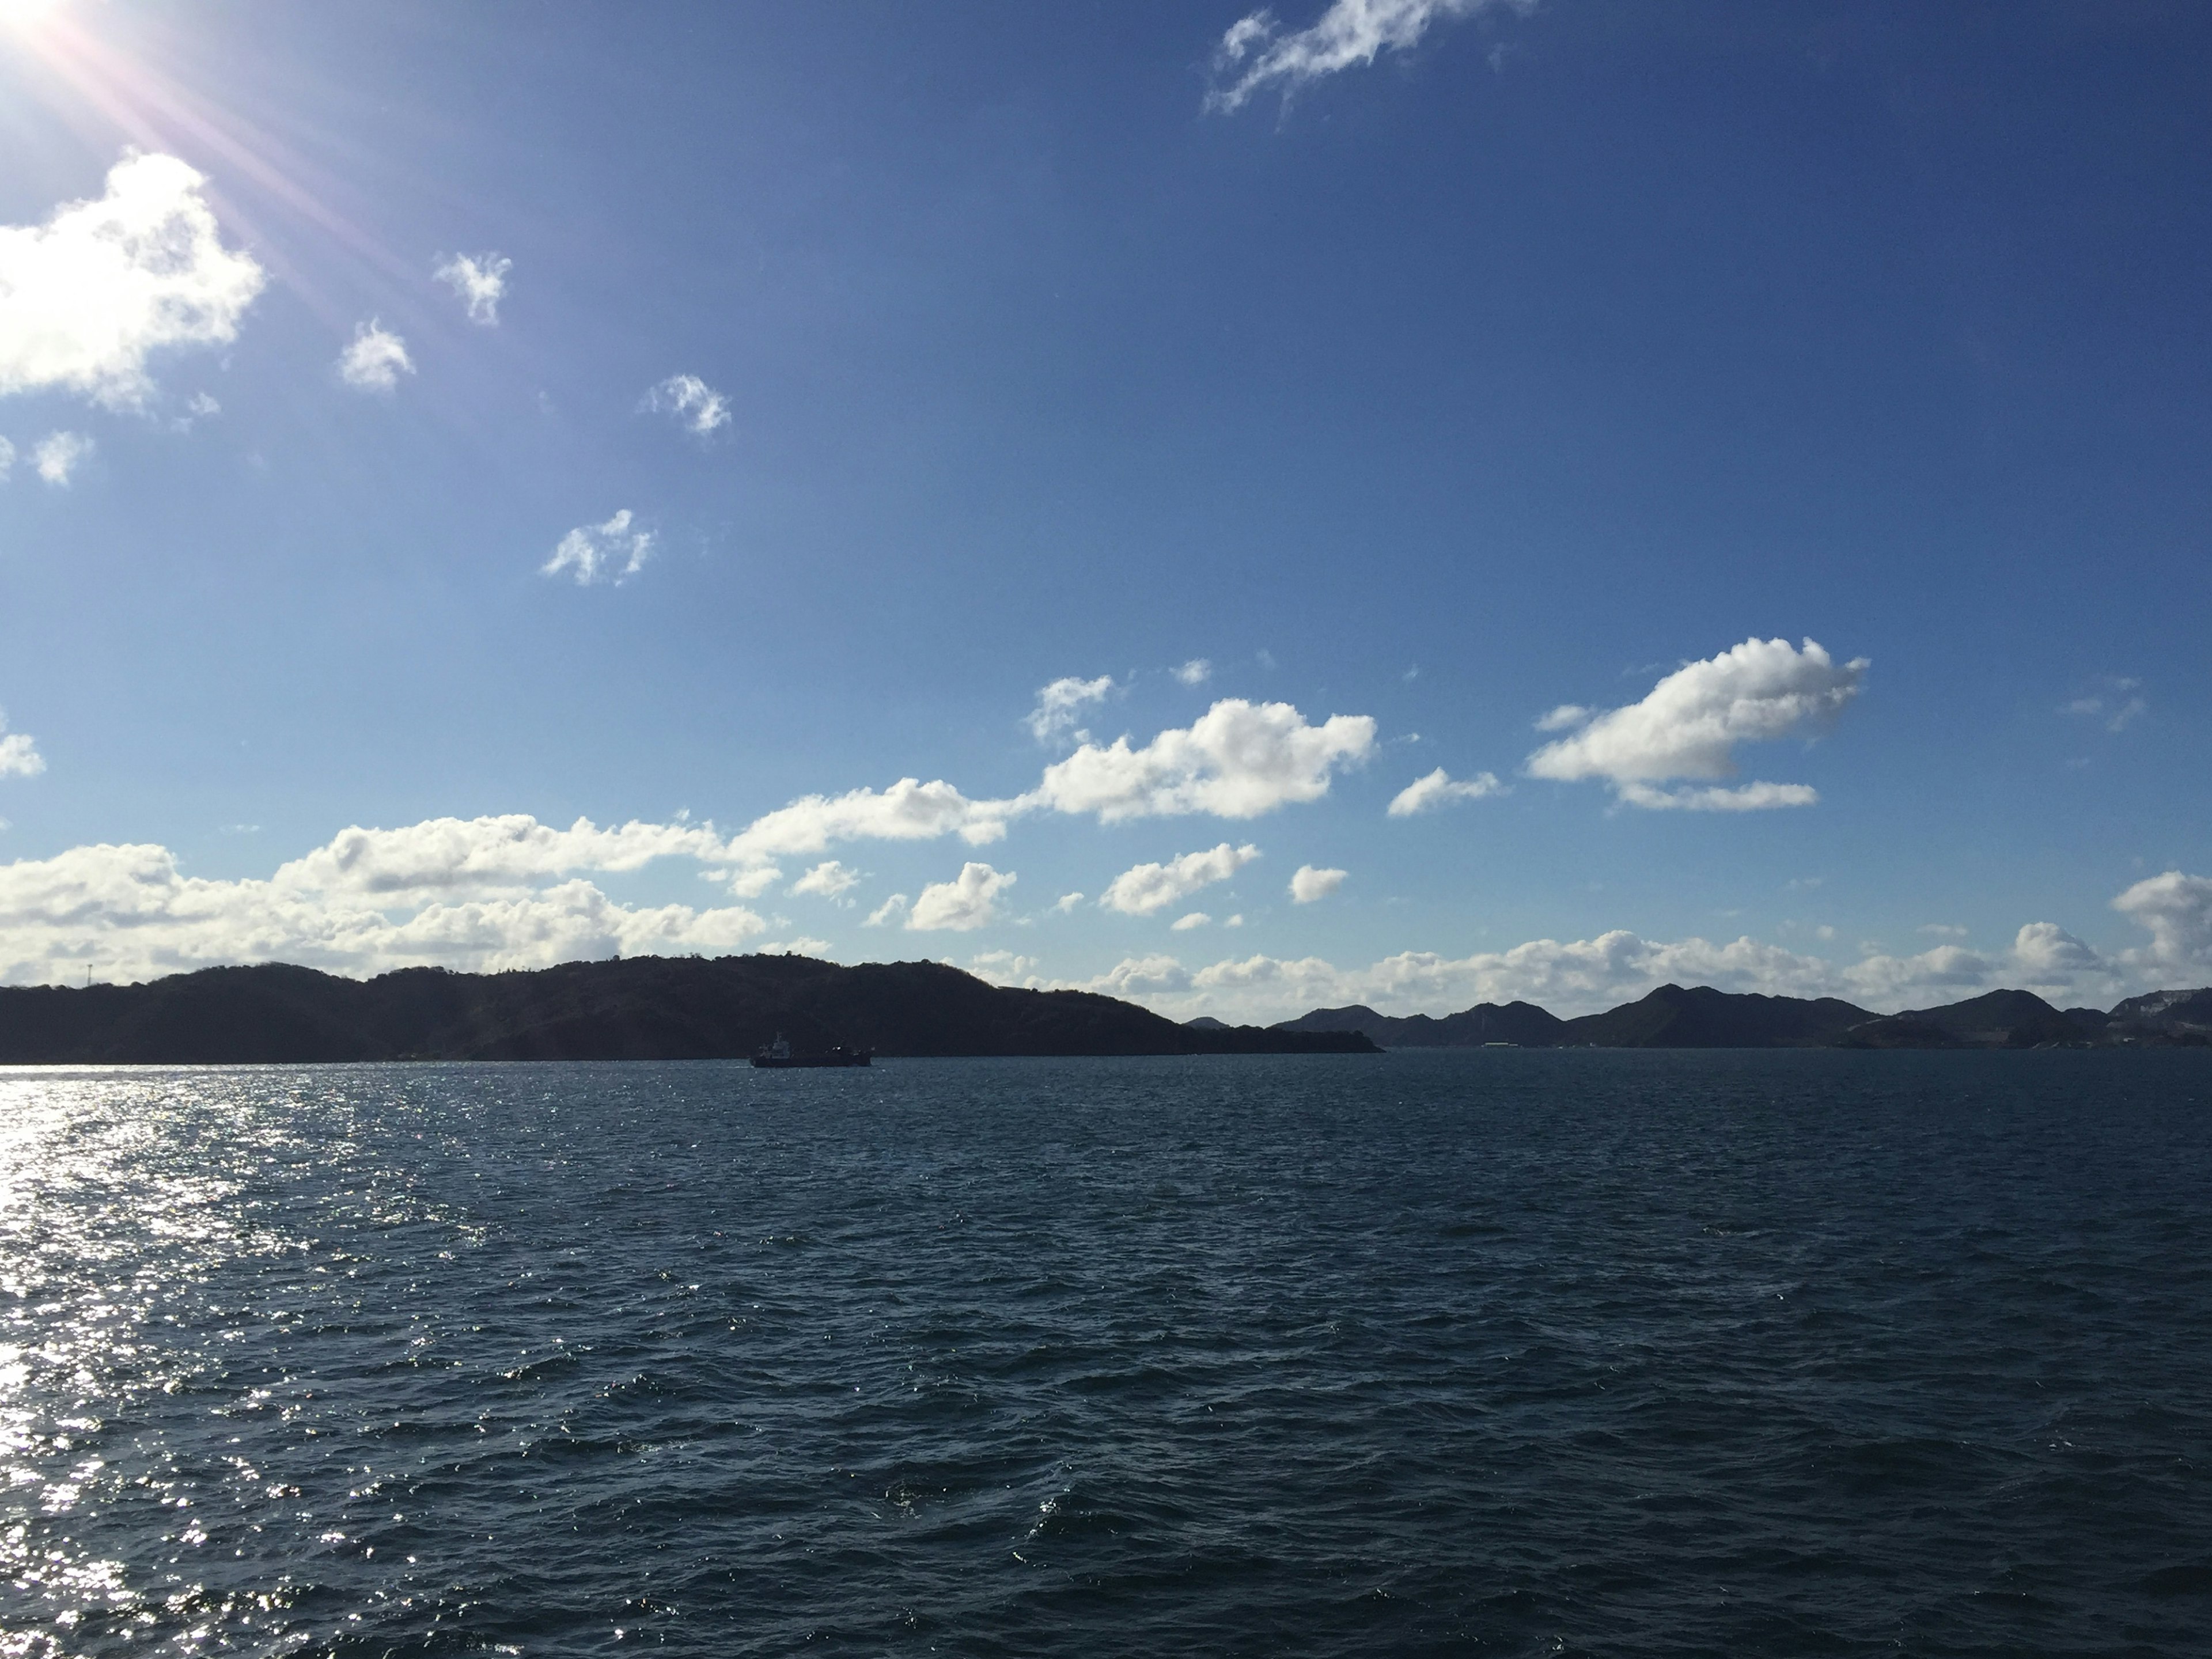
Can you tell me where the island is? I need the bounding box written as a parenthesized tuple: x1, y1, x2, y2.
(0, 956, 1376, 1065)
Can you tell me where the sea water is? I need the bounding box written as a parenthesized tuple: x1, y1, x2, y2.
(3, 1051, 2209, 1657)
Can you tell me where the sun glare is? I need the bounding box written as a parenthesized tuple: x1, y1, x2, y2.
(0, 0, 66, 29)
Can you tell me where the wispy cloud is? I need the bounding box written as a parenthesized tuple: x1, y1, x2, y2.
(643, 374, 730, 435)
(1387, 766, 1502, 816)
(0, 153, 266, 409)
(1173, 658, 1212, 686)
(1527, 637, 1866, 812)
(31, 430, 91, 486)
(541, 509, 654, 586)
(434, 252, 510, 325)
(337, 320, 414, 393)
(0, 710, 43, 779)
(1024, 674, 1115, 743)
(1207, 0, 1536, 113)
(2063, 677, 2147, 734)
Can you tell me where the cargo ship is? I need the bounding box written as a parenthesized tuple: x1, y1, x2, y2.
(751, 1033, 872, 1069)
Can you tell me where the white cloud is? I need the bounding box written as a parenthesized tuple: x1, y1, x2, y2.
(1173, 658, 1211, 686)
(0, 831, 770, 987)
(1024, 675, 1115, 743)
(907, 862, 1014, 932)
(337, 320, 414, 393)
(0, 710, 43, 779)
(1114, 886, 2194, 1024)
(1533, 703, 1592, 732)
(1387, 767, 1503, 816)
(967, 950, 1043, 987)
(1027, 698, 1374, 822)
(706, 865, 782, 898)
(1207, 0, 1533, 113)
(541, 509, 653, 586)
(0, 436, 13, 480)
(0, 151, 266, 410)
(1527, 637, 1866, 811)
(1054, 891, 1085, 914)
(1099, 842, 1260, 916)
(725, 778, 1010, 863)
(790, 860, 861, 899)
(865, 893, 909, 928)
(1289, 864, 1346, 903)
(32, 430, 90, 486)
(643, 373, 729, 436)
(2063, 677, 2147, 734)
(274, 813, 726, 897)
(2112, 870, 2212, 971)
(1171, 912, 1210, 931)
(434, 252, 510, 324)
(1086, 954, 1192, 997)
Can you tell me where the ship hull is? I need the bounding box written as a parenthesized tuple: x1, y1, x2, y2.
(751, 1052, 872, 1069)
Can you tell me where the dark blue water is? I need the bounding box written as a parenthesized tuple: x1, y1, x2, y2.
(5, 1052, 2210, 1657)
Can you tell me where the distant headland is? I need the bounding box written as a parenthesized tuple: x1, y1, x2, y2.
(1, 959, 2204, 1065)
(0, 955, 1374, 1065)
(1274, 982, 2212, 1050)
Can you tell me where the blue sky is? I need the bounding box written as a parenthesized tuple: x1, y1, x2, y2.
(1, 0, 2208, 1016)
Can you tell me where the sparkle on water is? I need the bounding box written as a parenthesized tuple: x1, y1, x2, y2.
(2, 1052, 2209, 1656)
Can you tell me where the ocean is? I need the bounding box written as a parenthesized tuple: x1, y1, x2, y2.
(4, 1051, 2209, 1657)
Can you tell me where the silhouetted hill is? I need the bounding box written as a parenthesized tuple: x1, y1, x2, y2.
(1838, 988, 2086, 1049)
(1269, 982, 2212, 1050)
(1558, 984, 1873, 1047)
(0, 956, 1375, 1064)
(1272, 1001, 1566, 1047)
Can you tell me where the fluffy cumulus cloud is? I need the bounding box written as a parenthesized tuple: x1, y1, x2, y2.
(1388, 767, 1503, 816)
(1207, 0, 1534, 113)
(434, 252, 510, 324)
(1099, 842, 1259, 916)
(1527, 637, 1866, 810)
(32, 430, 91, 486)
(542, 509, 653, 586)
(907, 862, 1014, 932)
(726, 778, 1010, 862)
(0, 709, 43, 779)
(1024, 675, 1115, 743)
(0, 823, 772, 987)
(1028, 698, 1374, 822)
(790, 860, 861, 899)
(643, 373, 729, 435)
(337, 320, 414, 392)
(1289, 864, 1347, 903)
(2112, 871, 2212, 972)
(0, 151, 266, 410)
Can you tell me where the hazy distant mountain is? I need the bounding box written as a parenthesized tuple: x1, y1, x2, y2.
(1272, 1001, 1566, 1047)
(0, 957, 1375, 1064)
(1274, 982, 2212, 1050)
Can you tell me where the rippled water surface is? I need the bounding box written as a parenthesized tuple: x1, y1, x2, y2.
(4, 1052, 2210, 1657)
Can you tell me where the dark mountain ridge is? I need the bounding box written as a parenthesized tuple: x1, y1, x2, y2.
(1277, 982, 2212, 1049)
(0, 956, 1375, 1065)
